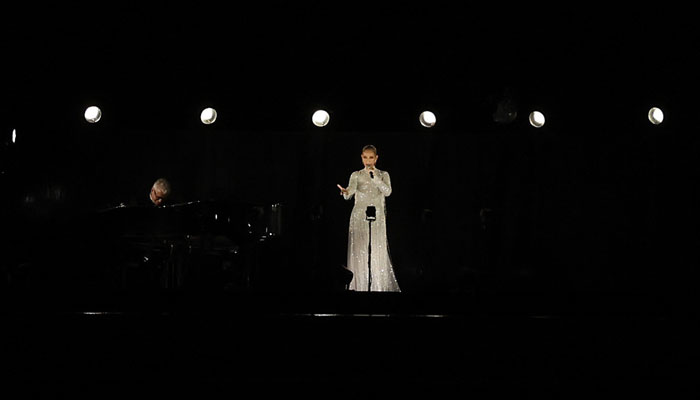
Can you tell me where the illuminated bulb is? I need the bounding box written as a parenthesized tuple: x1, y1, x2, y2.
(84, 106, 102, 123)
(312, 110, 330, 127)
(201, 107, 217, 125)
(419, 111, 436, 127)
(648, 107, 664, 125)
(12, 129, 16, 143)
(529, 111, 545, 128)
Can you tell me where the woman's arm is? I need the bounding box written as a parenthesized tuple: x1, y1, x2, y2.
(373, 171, 392, 197)
(342, 172, 358, 200)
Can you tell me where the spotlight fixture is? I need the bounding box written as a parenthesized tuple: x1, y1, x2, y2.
(200, 107, 218, 125)
(492, 98, 518, 124)
(84, 106, 102, 123)
(648, 107, 664, 125)
(312, 110, 330, 127)
(491, 87, 518, 124)
(419, 111, 436, 128)
(12, 129, 16, 143)
(199, 107, 218, 125)
(528, 111, 545, 128)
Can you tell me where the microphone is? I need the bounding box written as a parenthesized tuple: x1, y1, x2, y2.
(369, 170, 374, 179)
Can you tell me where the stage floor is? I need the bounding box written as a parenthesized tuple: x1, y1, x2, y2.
(1, 290, 697, 395)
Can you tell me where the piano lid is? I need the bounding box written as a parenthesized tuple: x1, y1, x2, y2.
(93, 199, 284, 240)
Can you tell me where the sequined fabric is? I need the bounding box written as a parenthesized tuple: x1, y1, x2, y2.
(343, 168, 401, 292)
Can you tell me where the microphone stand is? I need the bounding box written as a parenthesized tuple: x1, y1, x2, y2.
(366, 206, 376, 291)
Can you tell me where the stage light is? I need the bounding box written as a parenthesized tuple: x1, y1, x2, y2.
(12, 129, 16, 143)
(648, 107, 664, 125)
(492, 98, 518, 124)
(84, 106, 102, 123)
(419, 111, 436, 128)
(312, 110, 330, 127)
(529, 111, 545, 128)
(200, 107, 217, 125)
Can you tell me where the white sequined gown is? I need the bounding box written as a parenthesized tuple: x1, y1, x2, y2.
(343, 168, 401, 292)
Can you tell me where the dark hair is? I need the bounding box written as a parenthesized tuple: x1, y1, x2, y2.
(362, 144, 378, 154)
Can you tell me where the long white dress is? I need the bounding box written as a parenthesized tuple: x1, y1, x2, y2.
(343, 168, 401, 292)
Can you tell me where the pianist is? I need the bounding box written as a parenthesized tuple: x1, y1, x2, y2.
(149, 178, 171, 207)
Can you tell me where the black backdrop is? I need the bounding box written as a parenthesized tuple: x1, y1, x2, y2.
(1, 3, 698, 294)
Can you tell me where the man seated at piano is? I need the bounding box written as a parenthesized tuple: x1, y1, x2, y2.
(149, 178, 171, 207)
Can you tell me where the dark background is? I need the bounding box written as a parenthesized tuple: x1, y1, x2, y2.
(2, 3, 700, 394)
(1, 2, 698, 295)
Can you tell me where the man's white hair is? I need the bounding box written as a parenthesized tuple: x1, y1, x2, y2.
(153, 178, 171, 196)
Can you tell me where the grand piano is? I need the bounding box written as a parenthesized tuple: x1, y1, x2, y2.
(2, 198, 287, 292)
(91, 200, 286, 290)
